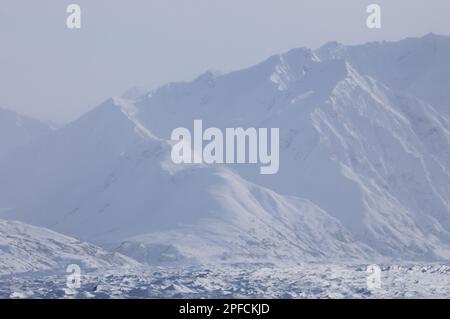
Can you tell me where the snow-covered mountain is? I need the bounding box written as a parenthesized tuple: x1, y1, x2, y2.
(0, 34, 449, 264)
(0, 219, 139, 275)
(0, 98, 372, 264)
(316, 33, 450, 117)
(0, 108, 52, 159)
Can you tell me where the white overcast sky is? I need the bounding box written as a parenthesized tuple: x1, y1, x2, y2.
(1, 0, 450, 123)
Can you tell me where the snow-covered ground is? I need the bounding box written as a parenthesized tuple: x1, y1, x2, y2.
(2, 264, 450, 299)
(0, 219, 140, 275)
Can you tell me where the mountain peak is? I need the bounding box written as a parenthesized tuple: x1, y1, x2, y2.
(1, 35, 450, 263)
(121, 86, 149, 100)
(0, 107, 52, 159)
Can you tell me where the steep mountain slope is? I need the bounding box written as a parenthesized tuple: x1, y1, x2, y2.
(316, 33, 450, 117)
(0, 219, 139, 275)
(0, 34, 449, 263)
(126, 40, 450, 260)
(0, 98, 372, 263)
(113, 166, 373, 265)
(0, 108, 51, 159)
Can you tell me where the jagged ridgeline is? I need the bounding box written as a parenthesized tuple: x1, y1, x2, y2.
(0, 34, 449, 265)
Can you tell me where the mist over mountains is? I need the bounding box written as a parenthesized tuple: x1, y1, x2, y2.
(1, 34, 449, 267)
(0, 108, 51, 160)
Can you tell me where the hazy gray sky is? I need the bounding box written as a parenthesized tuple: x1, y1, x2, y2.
(1, 0, 450, 123)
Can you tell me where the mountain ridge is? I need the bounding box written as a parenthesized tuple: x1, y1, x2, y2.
(1, 34, 449, 264)
(0, 107, 52, 160)
(0, 218, 140, 275)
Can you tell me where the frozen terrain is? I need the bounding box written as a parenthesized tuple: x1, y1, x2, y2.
(2, 263, 450, 299)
